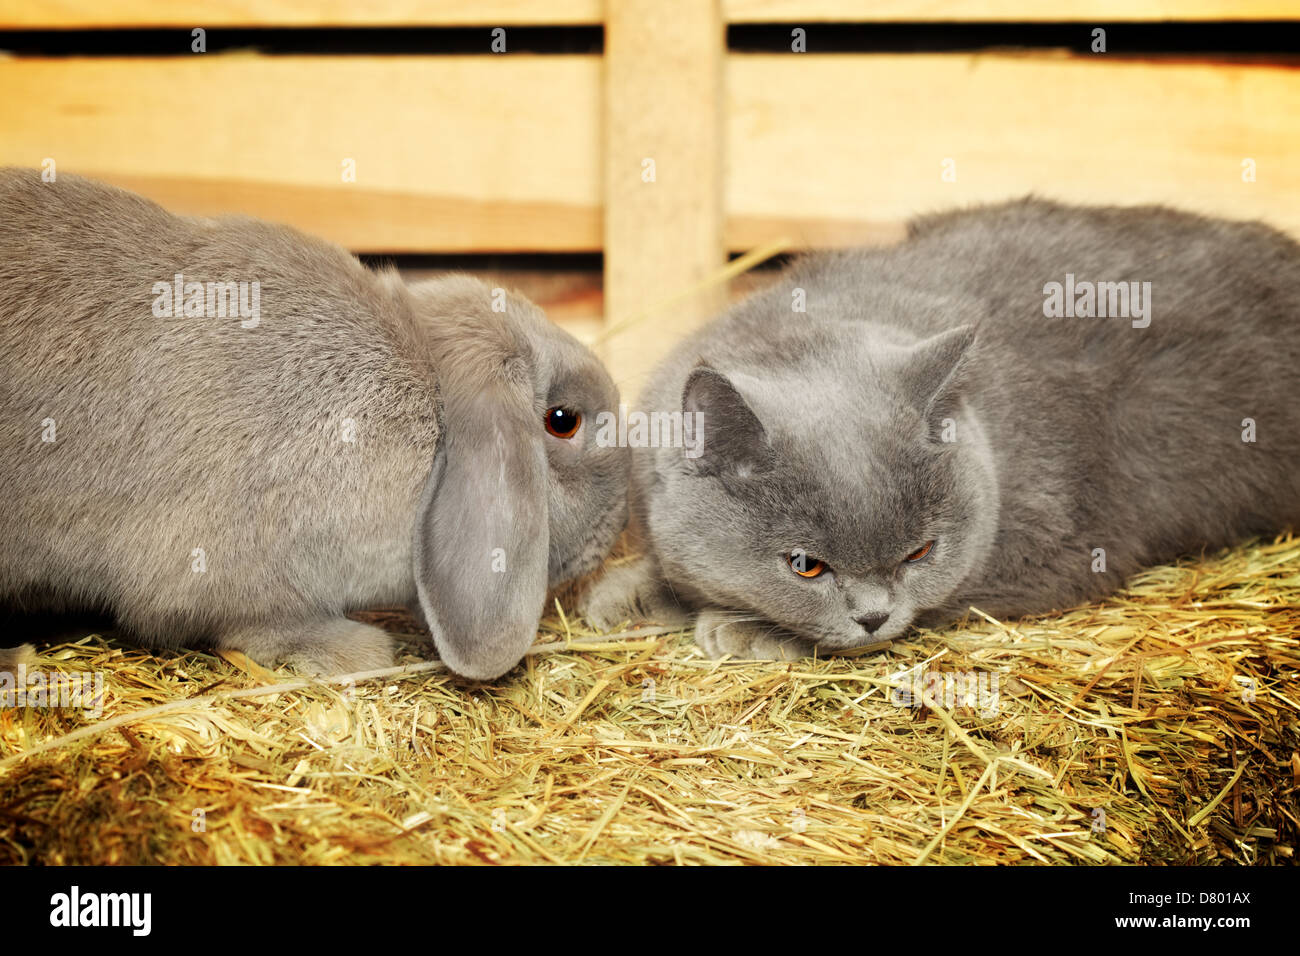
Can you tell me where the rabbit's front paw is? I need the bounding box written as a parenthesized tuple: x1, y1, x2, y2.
(289, 621, 397, 676)
(579, 557, 688, 631)
(0, 644, 35, 674)
(694, 611, 818, 661)
(220, 619, 396, 676)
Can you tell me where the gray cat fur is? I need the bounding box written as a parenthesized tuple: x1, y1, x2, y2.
(582, 198, 1300, 659)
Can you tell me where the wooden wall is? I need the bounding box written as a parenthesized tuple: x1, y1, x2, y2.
(1, 1, 1296, 387)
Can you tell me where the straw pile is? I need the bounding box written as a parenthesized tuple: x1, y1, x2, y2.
(1, 535, 1296, 865)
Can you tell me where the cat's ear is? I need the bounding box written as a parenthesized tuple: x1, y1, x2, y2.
(898, 325, 976, 431)
(682, 364, 773, 477)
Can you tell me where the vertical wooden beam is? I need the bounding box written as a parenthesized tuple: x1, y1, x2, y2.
(602, 0, 726, 398)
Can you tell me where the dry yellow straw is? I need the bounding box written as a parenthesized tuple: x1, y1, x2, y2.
(0, 628, 675, 772)
(0, 534, 1295, 865)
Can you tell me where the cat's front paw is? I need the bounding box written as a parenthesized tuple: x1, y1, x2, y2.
(579, 557, 688, 631)
(694, 610, 819, 661)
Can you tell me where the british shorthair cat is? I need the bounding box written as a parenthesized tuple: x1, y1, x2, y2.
(582, 199, 1300, 659)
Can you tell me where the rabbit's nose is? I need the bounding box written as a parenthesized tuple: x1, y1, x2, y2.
(856, 613, 889, 635)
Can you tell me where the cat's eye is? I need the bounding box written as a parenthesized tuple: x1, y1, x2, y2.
(787, 552, 827, 578)
(905, 540, 935, 563)
(544, 406, 582, 439)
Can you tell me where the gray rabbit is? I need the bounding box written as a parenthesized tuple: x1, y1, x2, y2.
(582, 198, 1300, 659)
(0, 168, 628, 679)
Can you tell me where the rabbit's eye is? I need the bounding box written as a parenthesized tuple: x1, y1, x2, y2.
(905, 540, 935, 563)
(544, 406, 582, 439)
(787, 552, 827, 579)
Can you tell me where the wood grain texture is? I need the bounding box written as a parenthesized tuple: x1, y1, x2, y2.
(726, 53, 1300, 243)
(7, 0, 1293, 27)
(2, 51, 1293, 265)
(0, 55, 601, 252)
(0, 0, 604, 28)
(602, 0, 727, 392)
(725, 0, 1300, 22)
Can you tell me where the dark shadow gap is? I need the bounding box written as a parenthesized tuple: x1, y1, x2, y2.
(359, 252, 602, 273)
(0, 26, 604, 57)
(728, 21, 1300, 56)
(2, 22, 1297, 58)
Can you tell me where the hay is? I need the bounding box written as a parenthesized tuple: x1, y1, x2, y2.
(1, 536, 1297, 865)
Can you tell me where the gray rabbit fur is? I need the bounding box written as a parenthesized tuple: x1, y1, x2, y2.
(0, 168, 628, 679)
(582, 198, 1300, 659)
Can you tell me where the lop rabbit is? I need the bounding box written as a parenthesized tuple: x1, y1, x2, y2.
(0, 169, 628, 679)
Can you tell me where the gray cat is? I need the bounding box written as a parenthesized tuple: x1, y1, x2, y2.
(0, 169, 628, 679)
(582, 198, 1300, 659)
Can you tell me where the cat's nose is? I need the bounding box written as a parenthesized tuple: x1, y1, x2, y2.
(856, 612, 889, 635)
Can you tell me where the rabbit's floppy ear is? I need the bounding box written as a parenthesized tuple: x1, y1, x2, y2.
(415, 384, 548, 680)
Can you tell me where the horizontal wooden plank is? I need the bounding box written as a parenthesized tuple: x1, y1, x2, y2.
(6, 0, 1294, 28)
(0, 1, 603, 29)
(90, 172, 601, 254)
(725, 0, 1300, 21)
(3, 51, 1295, 256)
(0, 55, 601, 252)
(726, 53, 1300, 244)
